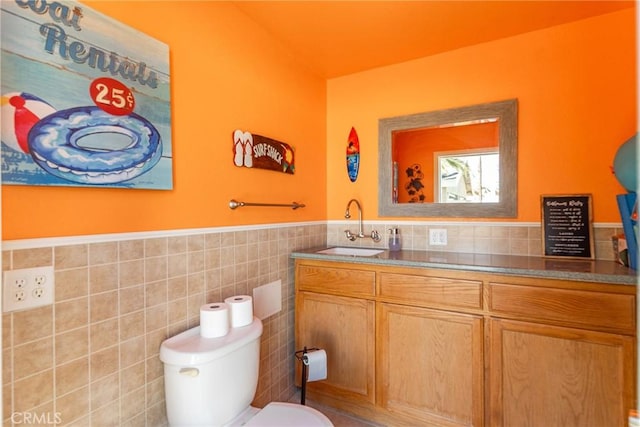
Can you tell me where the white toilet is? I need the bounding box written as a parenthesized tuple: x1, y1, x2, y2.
(160, 317, 333, 426)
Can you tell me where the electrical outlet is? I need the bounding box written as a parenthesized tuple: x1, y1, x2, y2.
(3, 266, 54, 312)
(429, 229, 448, 246)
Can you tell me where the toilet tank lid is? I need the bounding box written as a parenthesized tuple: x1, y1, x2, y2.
(160, 317, 263, 366)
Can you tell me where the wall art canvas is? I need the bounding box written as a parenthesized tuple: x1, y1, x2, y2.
(1, 1, 172, 189)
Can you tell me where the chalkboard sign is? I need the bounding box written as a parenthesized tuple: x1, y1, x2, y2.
(541, 194, 594, 259)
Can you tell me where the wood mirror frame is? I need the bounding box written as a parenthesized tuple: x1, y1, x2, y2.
(378, 99, 518, 218)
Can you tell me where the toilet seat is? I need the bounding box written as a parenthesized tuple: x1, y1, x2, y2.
(244, 402, 333, 426)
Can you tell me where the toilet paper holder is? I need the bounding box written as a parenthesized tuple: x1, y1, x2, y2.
(295, 346, 319, 405)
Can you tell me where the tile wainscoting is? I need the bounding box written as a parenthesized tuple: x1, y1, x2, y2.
(328, 221, 622, 261)
(0, 220, 622, 426)
(2, 223, 326, 427)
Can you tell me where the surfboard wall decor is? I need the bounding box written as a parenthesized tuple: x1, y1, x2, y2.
(346, 127, 360, 182)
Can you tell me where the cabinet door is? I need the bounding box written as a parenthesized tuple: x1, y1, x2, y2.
(296, 291, 376, 404)
(378, 303, 484, 426)
(489, 318, 635, 427)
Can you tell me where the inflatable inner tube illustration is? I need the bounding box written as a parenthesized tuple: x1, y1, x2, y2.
(28, 106, 162, 184)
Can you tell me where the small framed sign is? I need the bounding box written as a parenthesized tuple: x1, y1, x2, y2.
(541, 194, 594, 259)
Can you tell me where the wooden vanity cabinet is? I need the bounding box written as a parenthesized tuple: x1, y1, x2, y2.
(488, 280, 637, 427)
(377, 271, 485, 426)
(489, 318, 634, 427)
(378, 303, 484, 426)
(294, 259, 637, 427)
(295, 263, 377, 407)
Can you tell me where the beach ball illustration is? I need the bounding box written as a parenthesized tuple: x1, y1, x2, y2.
(1, 92, 56, 153)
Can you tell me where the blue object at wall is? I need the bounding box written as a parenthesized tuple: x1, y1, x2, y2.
(617, 192, 638, 270)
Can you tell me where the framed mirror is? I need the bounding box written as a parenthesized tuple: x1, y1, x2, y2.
(378, 99, 518, 217)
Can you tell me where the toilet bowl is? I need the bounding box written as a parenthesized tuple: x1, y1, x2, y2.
(160, 317, 333, 426)
(227, 402, 332, 427)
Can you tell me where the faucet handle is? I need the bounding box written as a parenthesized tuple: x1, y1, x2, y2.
(370, 229, 381, 243)
(344, 230, 357, 241)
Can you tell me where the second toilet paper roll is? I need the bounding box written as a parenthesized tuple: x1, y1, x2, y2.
(224, 295, 254, 327)
(200, 303, 230, 338)
(303, 349, 327, 382)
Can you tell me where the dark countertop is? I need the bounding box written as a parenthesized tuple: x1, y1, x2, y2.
(291, 247, 638, 286)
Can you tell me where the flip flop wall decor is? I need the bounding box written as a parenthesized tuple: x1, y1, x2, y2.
(233, 129, 295, 174)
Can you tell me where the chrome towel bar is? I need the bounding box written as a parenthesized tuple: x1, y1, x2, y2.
(229, 199, 306, 210)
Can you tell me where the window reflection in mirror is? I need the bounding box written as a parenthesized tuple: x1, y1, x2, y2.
(436, 148, 499, 203)
(393, 119, 499, 204)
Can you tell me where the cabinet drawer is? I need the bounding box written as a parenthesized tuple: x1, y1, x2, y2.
(379, 273, 482, 309)
(489, 282, 636, 334)
(297, 265, 375, 297)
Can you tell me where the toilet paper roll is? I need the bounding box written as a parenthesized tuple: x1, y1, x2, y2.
(224, 295, 254, 327)
(199, 303, 230, 338)
(303, 349, 327, 382)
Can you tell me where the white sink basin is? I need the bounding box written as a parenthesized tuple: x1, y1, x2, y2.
(316, 247, 384, 257)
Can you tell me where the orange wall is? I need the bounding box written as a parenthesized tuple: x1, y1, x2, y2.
(2, 1, 327, 240)
(3, 5, 636, 240)
(326, 8, 637, 223)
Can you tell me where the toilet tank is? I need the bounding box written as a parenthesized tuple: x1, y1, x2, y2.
(160, 317, 263, 426)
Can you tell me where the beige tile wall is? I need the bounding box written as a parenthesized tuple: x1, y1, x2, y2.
(328, 222, 622, 261)
(0, 220, 622, 426)
(2, 224, 326, 427)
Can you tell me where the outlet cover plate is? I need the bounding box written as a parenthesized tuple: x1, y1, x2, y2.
(429, 229, 448, 246)
(3, 266, 54, 312)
